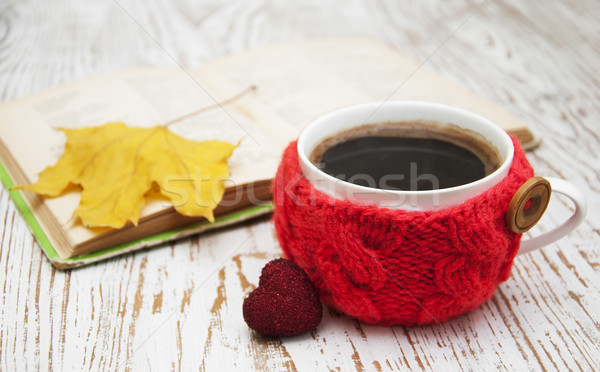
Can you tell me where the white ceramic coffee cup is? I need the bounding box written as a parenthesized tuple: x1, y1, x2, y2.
(297, 101, 586, 254)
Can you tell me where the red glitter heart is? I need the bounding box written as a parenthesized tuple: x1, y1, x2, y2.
(243, 258, 322, 337)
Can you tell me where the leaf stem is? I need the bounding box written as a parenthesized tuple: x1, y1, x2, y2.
(164, 85, 257, 127)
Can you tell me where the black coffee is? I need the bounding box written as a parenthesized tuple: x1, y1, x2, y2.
(311, 122, 500, 191)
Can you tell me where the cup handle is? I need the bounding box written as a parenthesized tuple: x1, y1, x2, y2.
(506, 176, 587, 255)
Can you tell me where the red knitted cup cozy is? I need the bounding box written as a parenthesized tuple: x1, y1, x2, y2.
(272, 137, 534, 326)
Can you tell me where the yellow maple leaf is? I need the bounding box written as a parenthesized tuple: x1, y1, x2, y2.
(15, 122, 237, 228)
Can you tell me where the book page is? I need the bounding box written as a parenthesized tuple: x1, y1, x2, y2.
(198, 38, 536, 147)
(0, 68, 281, 246)
(0, 38, 536, 252)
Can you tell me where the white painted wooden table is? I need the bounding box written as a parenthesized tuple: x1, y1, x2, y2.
(1, 0, 599, 370)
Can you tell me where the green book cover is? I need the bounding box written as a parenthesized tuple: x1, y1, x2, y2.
(1, 159, 272, 269)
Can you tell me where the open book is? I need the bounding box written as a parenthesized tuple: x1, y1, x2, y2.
(0, 38, 538, 268)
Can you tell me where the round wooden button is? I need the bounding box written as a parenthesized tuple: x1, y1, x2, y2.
(506, 177, 551, 233)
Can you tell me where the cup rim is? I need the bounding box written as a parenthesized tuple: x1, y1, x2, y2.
(297, 101, 514, 200)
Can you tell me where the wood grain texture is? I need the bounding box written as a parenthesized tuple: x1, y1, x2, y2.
(1, 0, 599, 370)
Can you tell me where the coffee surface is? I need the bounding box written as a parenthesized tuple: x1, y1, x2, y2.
(310, 122, 501, 191)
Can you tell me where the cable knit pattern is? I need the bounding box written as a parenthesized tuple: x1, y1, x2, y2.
(273, 137, 534, 326)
